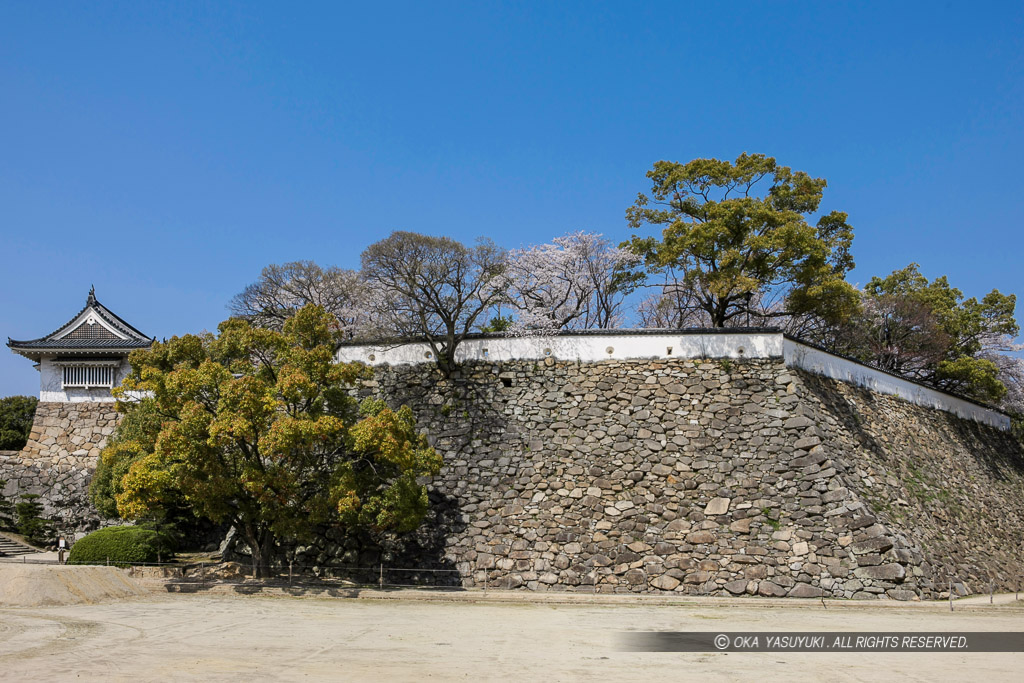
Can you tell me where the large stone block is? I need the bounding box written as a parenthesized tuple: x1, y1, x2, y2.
(854, 564, 906, 582)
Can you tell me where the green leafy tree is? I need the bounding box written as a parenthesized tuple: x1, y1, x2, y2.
(0, 479, 15, 531)
(90, 400, 163, 519)
(16, 494, 55, 546)
(479, 315, 513, 334)
(842, 264, 1018, 402)
(625, 153, 858, 328)
(104, 305, 442, 577)
(0, 396, 38, 451)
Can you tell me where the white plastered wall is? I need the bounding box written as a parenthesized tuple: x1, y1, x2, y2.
(783, 339, 1009, 430)
(38, 357, 133, 403)
(336, 332, 783, 365)
(336, 331, 1009, 430)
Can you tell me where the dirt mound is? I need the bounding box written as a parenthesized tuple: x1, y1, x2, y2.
(0, 564, 148, 607)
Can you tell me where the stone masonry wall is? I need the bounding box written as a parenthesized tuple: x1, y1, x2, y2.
(0, 402, 120, 534)
(6, 356, 1021, 598)
(797, 374, 1024, 597)
(285, 357, 1024, 599)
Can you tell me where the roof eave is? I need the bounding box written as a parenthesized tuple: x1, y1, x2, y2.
(8, 341, 152, 356)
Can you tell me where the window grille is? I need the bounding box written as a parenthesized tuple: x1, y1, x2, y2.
(61, 365, 116, 388)
(65, 323, 119, 340)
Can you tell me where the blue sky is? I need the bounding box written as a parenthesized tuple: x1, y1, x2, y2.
(1, 2, 1022, 397)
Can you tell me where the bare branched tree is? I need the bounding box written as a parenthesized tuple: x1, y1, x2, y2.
(361, 231, 507, 376)
(834, 294, 951, 380)
(636, 271, 787, 329)
(229, 261, 373, 337)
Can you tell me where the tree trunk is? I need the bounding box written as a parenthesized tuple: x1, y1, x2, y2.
(442, 326, 458, 378)
(245, 527, 276, 579)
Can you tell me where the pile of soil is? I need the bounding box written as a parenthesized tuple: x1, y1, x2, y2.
(0, 564, 148, 607)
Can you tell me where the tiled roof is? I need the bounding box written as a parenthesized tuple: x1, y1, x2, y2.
(8, 288, 153, 355)
(336, 326, 783, 347)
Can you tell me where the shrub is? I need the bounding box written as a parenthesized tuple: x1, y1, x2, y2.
(136, 519, 180, 556)
(67, 526, 172, 566)
(16, 494, 55, 546)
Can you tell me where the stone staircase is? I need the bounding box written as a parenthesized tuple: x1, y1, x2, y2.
(0, 532, 37, 557)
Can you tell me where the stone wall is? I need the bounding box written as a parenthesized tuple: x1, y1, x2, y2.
(798, 374, 1024, 597)
(283, 357, 1024, 599)
(6, 354, 1021, 599)
(0, 402, 120, 534)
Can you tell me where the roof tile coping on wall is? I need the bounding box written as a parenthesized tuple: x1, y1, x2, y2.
(335, 329, 1010, 431)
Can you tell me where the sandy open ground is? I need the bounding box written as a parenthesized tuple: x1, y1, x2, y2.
(2, 575, 1024, 683)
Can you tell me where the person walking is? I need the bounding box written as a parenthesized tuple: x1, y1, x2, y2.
(57, 536, 68, 564)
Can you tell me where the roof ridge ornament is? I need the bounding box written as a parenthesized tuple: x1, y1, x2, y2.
(88, 285, 96, 306)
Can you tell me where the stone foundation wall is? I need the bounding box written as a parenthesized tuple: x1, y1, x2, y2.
(0, 402, 120, 534)
(7, 356, 1022, 599)
(798, 374, 1024, 597)
(281, 357, 1024, 600)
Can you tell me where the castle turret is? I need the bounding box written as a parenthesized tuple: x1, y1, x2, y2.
(8, 287, 153, 402)
(2, 289, 154, 533)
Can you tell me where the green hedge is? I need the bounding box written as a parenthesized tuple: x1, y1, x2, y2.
(67, 526, 171, 566)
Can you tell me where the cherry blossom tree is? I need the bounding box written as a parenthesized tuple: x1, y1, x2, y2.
(504, 231, 639, 334)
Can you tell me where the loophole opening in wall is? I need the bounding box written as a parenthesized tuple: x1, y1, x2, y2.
(500, 377, 513, 388)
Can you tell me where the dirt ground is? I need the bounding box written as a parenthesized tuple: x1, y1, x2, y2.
(1, 587, 1023, 682)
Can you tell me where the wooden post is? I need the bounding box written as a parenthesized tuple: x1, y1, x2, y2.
(990, 579, 994, 604)
(379, 563, 384, 590)
(289, 560, 293, 586)
(949, 579, 954, 612)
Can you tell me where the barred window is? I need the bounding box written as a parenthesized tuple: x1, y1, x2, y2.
(61, 365, 116, 388)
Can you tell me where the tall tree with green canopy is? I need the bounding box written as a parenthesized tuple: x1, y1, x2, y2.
(624, 153, 858, 328)
(103, 305, 442, 577)
(841, 263, 1018, 403)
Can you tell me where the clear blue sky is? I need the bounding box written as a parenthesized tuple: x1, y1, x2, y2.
(2, 2, 1022, 397)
